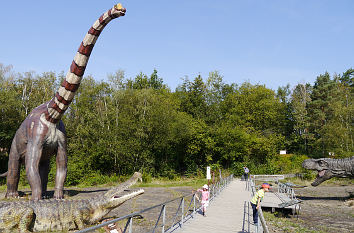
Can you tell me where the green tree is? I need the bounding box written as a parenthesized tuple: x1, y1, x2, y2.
(290, 83, 312, 153)
(308, 72, 336, 156)
(0, 64, 22, 171)
(322, 72, 353, 157)
(205, 71, 236, 124)
(222, 82, 286, 133)
(125, 70, 166, 90)
(176, 75, 208, 120)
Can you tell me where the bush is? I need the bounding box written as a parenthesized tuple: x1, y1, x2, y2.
(231, 162, 244, 176)
(272, 154, 309, 174)
(142, 172, 152, 183)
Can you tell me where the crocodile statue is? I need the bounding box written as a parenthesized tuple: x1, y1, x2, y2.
(0, 3, 126, 201)
(0, 172, 143, 232)
(302, 156, 354, 186)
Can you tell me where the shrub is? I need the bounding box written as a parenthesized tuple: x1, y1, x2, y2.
(142, 172, 152, 183)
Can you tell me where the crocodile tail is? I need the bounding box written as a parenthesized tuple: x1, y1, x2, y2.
(0, 171, 8, 177)
(44, 3, 126, 124)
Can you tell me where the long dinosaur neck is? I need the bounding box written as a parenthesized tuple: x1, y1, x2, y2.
(44, 4, 126, 123)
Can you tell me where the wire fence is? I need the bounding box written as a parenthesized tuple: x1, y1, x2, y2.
(77, 174, 234, 233)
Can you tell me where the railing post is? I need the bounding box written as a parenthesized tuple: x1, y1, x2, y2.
(162, 205, 166, 233)
(181, 197, 184, 227)
(127, 217, 133, 233)
(258, 207, 270, 233)
(193, 194, 196, 216)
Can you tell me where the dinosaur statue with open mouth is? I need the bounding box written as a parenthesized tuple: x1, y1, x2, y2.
(302, 156, 354, 186)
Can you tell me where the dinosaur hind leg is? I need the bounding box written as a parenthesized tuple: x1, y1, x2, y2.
(39, 159, 50, 198)
(5, 139, 21, 198)
(25, 140, 43, 201)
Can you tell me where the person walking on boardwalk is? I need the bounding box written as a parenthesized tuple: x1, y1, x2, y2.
(250, 183, 270, 225)
(243, 166, 249, 180)
(196, 184, 210, 216)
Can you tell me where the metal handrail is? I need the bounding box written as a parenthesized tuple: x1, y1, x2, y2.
(77, 174, 234, 233)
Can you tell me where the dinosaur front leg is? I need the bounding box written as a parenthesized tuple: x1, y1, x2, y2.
(25, 141, 43, 201)
(5, 137, 21, 198)
(54, 141, 67, 199)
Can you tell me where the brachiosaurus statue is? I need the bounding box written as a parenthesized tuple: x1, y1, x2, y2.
(0, 3, 126, 201)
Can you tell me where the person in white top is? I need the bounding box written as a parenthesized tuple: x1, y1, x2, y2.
(243, 166, 249, 180)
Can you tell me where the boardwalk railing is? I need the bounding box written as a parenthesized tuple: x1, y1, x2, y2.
(77, 174, 234, 233)
(250, 174, 284, 182)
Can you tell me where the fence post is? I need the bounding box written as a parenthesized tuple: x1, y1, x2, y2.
(193, 194, 196, 216)
(128, 217, 133, 233)
(258, 207, 269, 233)
(181, 197, 184, 227)
(162, 205, 166, 233)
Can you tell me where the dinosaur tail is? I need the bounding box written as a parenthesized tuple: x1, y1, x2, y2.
(0, 171, 8, 177)
(44, 3, 126, 123)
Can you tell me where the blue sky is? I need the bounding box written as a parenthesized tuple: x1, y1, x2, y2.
(1, 0, 353, 91)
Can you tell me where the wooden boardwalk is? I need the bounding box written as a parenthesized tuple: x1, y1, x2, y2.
(177, 179, 257, 233)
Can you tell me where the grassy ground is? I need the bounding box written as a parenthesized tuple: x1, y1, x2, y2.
(264, 211, 328, 233)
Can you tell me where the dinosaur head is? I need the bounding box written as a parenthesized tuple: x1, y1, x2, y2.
(103, 172, 144, 207)
(302, 158, 346, 186)
(89, 172, 144, 223)
(113, 3, 126, 16)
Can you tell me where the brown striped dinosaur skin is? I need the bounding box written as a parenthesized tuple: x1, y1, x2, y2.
(0, 4, 126, 201)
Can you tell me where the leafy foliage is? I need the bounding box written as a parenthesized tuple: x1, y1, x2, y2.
(0, 62, 352, 185)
